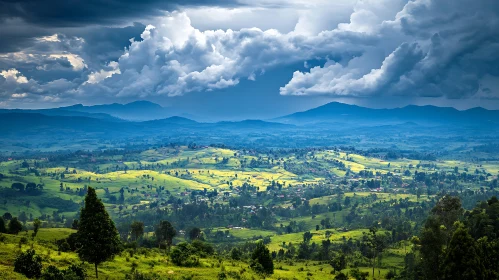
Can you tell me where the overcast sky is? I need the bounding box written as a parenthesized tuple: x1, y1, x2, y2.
(1, 0, 499, 119)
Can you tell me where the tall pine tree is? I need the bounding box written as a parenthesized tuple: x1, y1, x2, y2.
(77, 187, 121, 278)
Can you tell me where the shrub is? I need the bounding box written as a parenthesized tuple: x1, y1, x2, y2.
(40, 263, 85, 280)
(58, 241, 71, 252)
(335, 272, 348, 280)
(350, 268, 369, 280)
(14, 249, 43, 279)
(41, 265, 64, 280)
(170, 243, 200, 267)
(64, 263, 86, 280)
(386, 270, 397, 279)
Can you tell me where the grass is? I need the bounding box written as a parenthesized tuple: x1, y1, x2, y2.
(0, 229, 402, 279)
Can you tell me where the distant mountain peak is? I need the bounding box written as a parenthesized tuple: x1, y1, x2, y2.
(125, 100, 163, 108)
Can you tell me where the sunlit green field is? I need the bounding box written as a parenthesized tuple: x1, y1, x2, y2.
(0, 228, 404, 279)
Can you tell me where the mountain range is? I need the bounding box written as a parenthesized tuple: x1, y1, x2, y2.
(2, 100, 497, 126)
(275, 102, 499, 125)
(1, 100, 497, 152)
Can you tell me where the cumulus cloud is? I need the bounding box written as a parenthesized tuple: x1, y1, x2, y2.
(1, 0, 499, 107)
(0, 69, 29, 84)
(81, 11, 374, 98)
(280, 0, 499, 99)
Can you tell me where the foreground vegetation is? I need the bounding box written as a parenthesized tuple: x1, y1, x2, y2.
(1, 145, 498, 279)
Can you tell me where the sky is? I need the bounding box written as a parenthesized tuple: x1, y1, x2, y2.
(1, 0, 499, 119)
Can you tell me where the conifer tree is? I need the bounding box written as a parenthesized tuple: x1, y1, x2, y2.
(77, 187, 121, 278)
(250, 242, 274, 275)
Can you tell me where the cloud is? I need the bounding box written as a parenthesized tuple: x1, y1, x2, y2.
(281, 0, 499, 99)
(1, 0, 499, 108)
(0, 69, 29, 84)
(81, 11, 375, 98)
(86, 61, 121, 84)
(0, 0, 237, 27)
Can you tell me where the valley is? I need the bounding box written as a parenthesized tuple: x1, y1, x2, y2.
(1, 145, 498, 279)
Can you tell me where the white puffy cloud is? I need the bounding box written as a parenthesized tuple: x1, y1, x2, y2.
(82, 11, 375, 98)
(0, 69, 29, 84)
(86, 61, 120, 84)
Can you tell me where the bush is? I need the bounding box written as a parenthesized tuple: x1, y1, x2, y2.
(350, 268, 369, 280)
(230, 248, 242, 260)
(14, 249, 43, 279)
(190, 239, 214, 257)
(386, 270, 397, 279)
(335, 272, 348, 280)
(58, 241, 71, 252)
(170, 243, 200, 267)
(64, 264, 86, 280)
(41, 265, 64, 280)
(40, 263, 85, 280)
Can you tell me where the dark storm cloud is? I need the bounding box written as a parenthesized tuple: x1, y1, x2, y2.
(0, 0, 236, 53)
(0, 0, 237, 26)
(281, 0, 499, 100)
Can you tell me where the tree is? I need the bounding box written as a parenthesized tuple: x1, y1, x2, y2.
(250, 242, 274, 275)
(8, 217, 23, 234)
(130, 221, 144, 241)
(2, 212, 12, 220)
(11, 182, 25, 192)
(188, 227, 202, 241)
(71, 219, 79, 230)
(155, 220, 176, 252)
(442, 224, 485, 280)
(420, 196, 463, 279)
(77, 187, 121, 278)
(330, 253, 347, 273)
(0, 217, 5, 233)
(303, 231, 313, 243)
(14, 249, 43, 279)
(363, 227, 387, 279)
(32, 218, 41, 239)
(230, 247, 242, 260)
(170, 242, 200, 267)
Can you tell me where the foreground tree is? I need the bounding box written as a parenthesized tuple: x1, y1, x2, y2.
(155, 220, 176, 253)
(250, 242, 274, 275)
(8, 217, 23, 234)
(0, 216, 5, 233)
(77, 187, 121, 278)
(14, 249, 42, 279)
(32, 218, 41, 239)
(442, 224, 485, 280)
(130, 221, 144, 241)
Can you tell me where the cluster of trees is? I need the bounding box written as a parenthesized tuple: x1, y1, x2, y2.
(14, 249, 85, 279)
(400, 195, 499, 279)
(11, 182, 43, 193)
